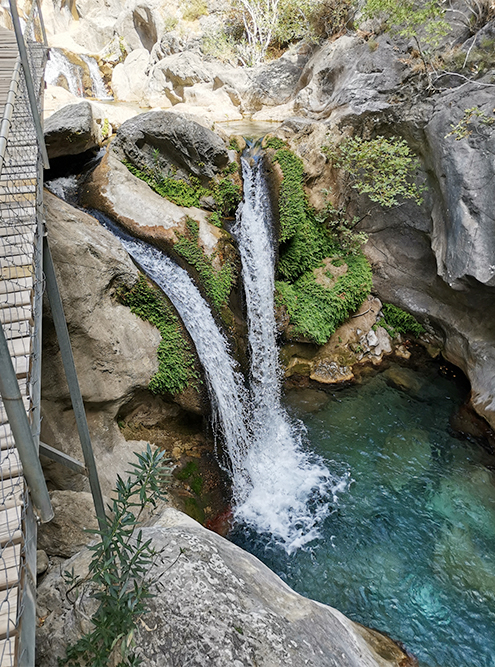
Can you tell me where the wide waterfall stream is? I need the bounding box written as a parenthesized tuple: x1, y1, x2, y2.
(49, 141, 495, 666)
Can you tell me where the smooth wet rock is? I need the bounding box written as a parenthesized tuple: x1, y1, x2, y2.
(42, 192, 203, 497)
(36, 508, 414, 667)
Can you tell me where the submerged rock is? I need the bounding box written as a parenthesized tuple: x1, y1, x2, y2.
(36, 508, 415, 667)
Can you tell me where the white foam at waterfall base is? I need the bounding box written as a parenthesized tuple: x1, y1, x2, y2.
(232, 154, 347, 552)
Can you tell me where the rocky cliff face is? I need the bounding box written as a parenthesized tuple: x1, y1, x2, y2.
(265, 26, 495, 430)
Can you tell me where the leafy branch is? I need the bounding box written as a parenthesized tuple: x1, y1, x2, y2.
(61, 446, 171, 667)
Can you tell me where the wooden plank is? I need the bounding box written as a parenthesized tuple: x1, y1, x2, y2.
(0, 451, 22, 482)
(0, 255, 33, 268)
(0, 306, 32, 325)
(0, 505, 22, 547)
(0, 277, 33, 295)
(5, 336, 32, 358)
(0, 291, 32, 310)
(0, 545, 21, 591)
(0, 397, 30, 425)
(0, 266, 33, 281)
(0, 477, 24, 512)
(0, 586, 19, 640)
(0, 636, 16, 667)
(0, 319, 31, 339)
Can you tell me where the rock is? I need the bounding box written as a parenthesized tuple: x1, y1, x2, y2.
(383, 366, 423, 394)
(44, 101, 101, 159)
(293, 34, 410, 119)
(246, 47, 312, 111)
(111, 48, 152, 102)
(425, 86, 495, 288)
(110, 110, 229, 181)
(37, 491, 100, 557)
(310, 360, 354, 384)
(36, 508, 413, 667)
(81, 150, 221, 261)
(36, 550, 49, 577)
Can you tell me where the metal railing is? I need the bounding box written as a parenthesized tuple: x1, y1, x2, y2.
(0, 2, 106, 663)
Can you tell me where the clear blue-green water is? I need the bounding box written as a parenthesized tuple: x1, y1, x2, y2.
(230, 363, 495, 667)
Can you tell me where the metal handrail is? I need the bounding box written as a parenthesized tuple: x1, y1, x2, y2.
(8, 0, 49, 168)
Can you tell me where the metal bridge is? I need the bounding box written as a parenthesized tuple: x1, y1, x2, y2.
(0, 2, 104, 665)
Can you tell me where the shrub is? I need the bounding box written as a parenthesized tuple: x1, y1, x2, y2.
(381, 303, 425, 337)
(117, 275, 198, 395)
(324, 135, 425, 208)
(61, 446, 171, 667)
(182, 0, 208, 21)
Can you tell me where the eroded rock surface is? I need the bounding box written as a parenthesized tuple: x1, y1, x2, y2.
(36, 508, 413, 667)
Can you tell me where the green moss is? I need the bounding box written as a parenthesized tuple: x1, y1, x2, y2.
(276, 253, 373, 345)
(124, 160, 241, 217)
(117, 275, 198, 395)
(228, 138, 241, 152)
(209, 211, 223, 228)
(184, 497, 205, 523)
(124, 161, 208, 208)
(265, 137, 287, 150)
(270, 145, 373, 345)
(213, 177, 242, 216)
(381, 303, 425, 337)
(174, 217, 236, 313)
(272, 148, 306, 243)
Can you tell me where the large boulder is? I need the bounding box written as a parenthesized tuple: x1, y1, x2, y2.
(81, 150, 225, 267)
(36, 508, 413, 667)
(110, 110, 229, 181)
(44, 101, 101, 159)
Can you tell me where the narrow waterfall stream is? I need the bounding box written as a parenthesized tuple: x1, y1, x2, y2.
(80, 55, 111, 100)
(232, 152, 343, 549)
(45, 48, 83, 97)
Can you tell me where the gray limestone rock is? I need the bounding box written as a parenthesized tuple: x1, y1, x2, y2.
(44, 101, 100, 159)
(111, 110, 229, 181)
(36, 508, 412, 667)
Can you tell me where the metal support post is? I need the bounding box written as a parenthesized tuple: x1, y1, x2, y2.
(0, 324, 53, 523)
(8, 0, 49, 169)
(42, 236, 107, 531)
(35, 0, 48, 46)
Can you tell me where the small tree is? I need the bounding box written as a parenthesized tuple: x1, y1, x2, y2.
(324, 135, 425, 208)
(234, 0, 281, 65)
(361, 0, 450, 65)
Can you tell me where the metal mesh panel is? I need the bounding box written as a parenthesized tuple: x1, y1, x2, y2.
(0, 3, 46, 664)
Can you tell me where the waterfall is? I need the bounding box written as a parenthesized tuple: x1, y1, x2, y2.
(231, 152, 339, 550)
(80, 55, 112, 100)
(45, 48, 83, 97)
(90, 216, 253, 499)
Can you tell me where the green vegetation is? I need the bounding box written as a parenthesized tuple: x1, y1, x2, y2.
(264, 136, 287, 150)
(176, 460, 203, 495)
(381, 303, 425, 337)
(124, 161, 208, 208)
(446, 106, 495, 140)
(270, 146, 372, 343)
(124, 161, 241, 216)
(441, 37, 495, 79)
(323, 135, 425, 208)
(361, 0, 450, 55)
(174, 218, 236, 312)
(117, 275, 197, 395)
(202, 0, 355, 65)
(182, 0, 208, 20)
(276, 253, 372, 344)
(62, 446, 170, 667)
